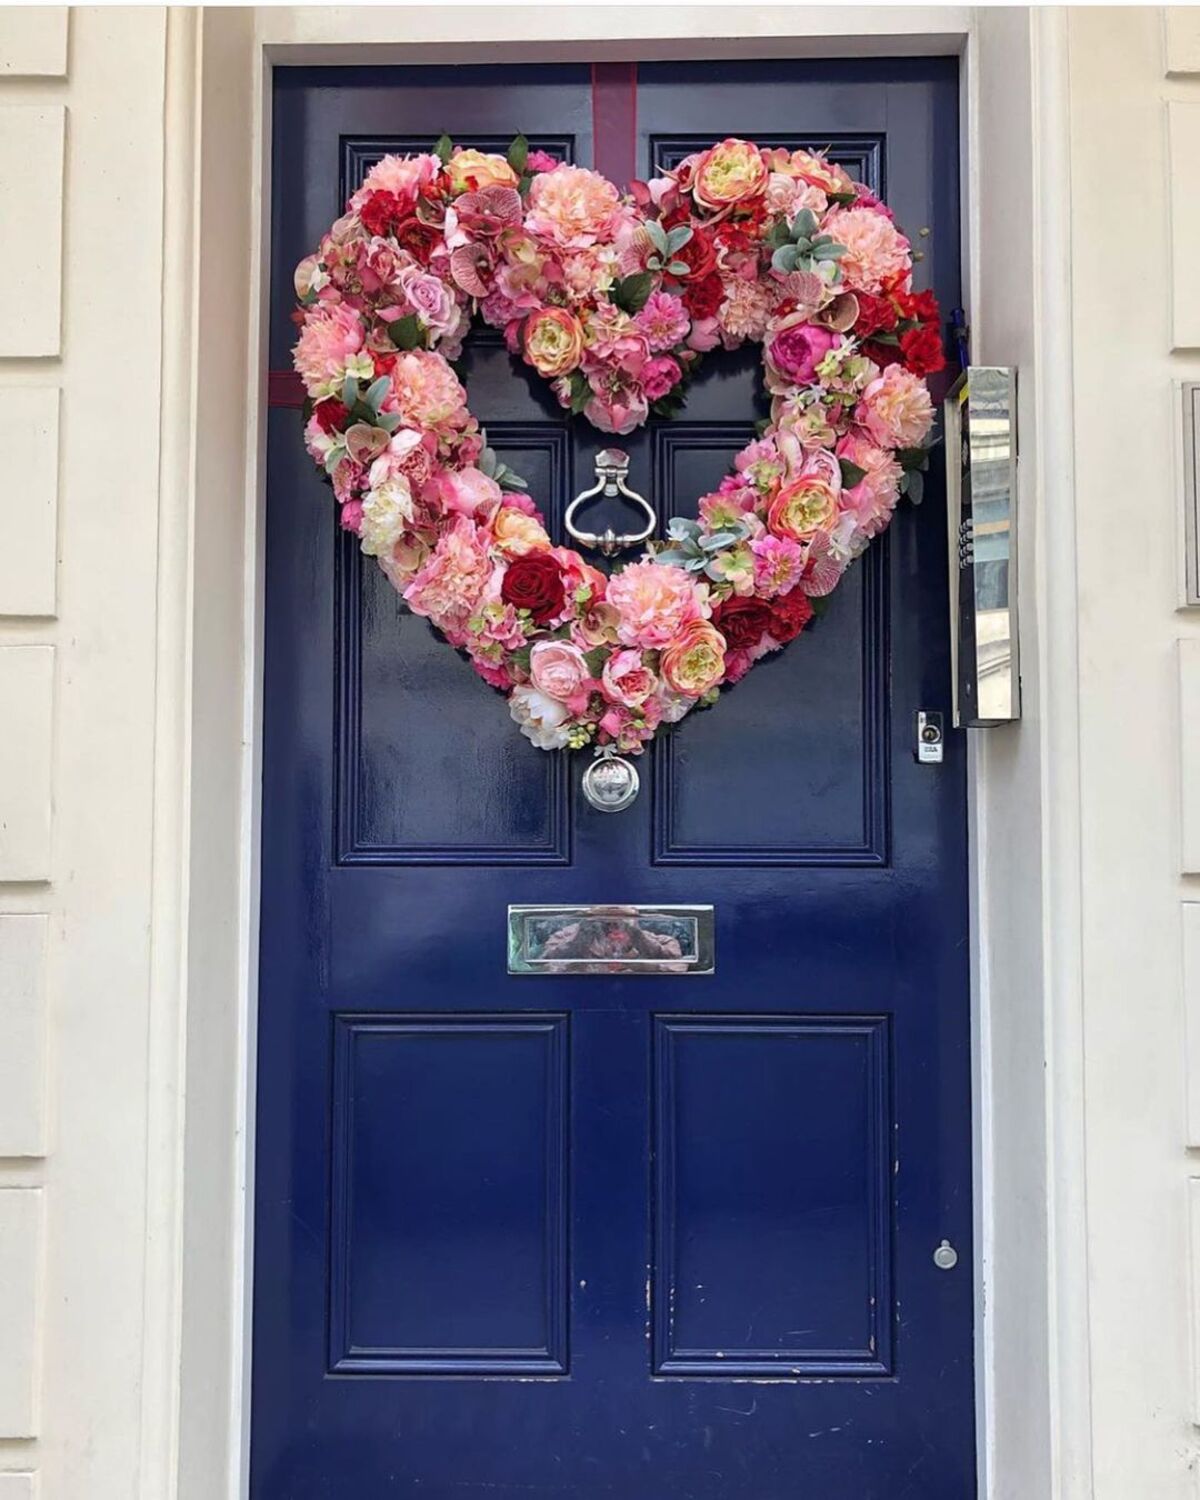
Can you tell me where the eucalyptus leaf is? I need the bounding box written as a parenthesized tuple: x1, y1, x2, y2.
(376, 412, 403, 433)
(700, 530, 741, 550)
(666, 516, 701, 542)
(790, 207, 818, 239)
(645, 219, 668, 254)
(771, 244, 800, 274)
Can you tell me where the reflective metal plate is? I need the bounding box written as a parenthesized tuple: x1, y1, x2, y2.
(507, 904, 715, 976)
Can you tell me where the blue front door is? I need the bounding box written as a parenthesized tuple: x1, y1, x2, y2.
(255, 58, 972, 1499)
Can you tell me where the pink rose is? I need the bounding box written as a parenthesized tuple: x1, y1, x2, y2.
(764, 316, 835, 389)
(529, 640, 590, 709)
(396, 264, 461, 340)
(642, 356, 682, 402)
(601, 648, 658, 707)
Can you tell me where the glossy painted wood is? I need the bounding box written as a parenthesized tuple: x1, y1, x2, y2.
(255, 58, 970, 1500)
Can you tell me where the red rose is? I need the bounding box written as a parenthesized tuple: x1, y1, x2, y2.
(683, 272, 724, 321)
(671, 226, 717, 283)
(899, 321, 946, 376)
(854, 292, 899, 340)
(313, 398, 349, 435)
(769, 587, 815, 642)
(500, 552, 566, 625)
(713, 596, 773, 650)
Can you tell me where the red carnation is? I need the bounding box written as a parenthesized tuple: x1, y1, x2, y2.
(899, 321, 946, 376)
(713, 595, 773, 651)
(854, 292, 899, 340)
(359, 189, 406, 238)
(683, 272, 724, 321)
(769, 587, 815, 643)
(500, 552, 566, 625)
(898, 288, 940, 325)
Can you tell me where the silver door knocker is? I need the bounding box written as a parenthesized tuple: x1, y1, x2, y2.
(564, 448, 657, 558)
(580, 745, 641, 813)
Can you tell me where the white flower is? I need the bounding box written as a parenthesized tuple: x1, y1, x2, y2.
(509, 685, 571, 750)
(358, 472, 414, 557)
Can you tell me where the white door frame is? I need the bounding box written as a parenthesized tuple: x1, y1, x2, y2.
(147, 10, 1090, 1500)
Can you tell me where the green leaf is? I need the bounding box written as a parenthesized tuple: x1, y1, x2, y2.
(665, 224, 693, 253)
(656, 549, 700, 570)
(813, 240, 847, 261)
(827, 189, 857, 207)
(645, 219, 669, 254)
(363, 375, 390, 413)
(904, 470, 925, 505)
(567, 370, 591, 416)
(790, 207, 818, 239)
(498, 469, 529, 492)
(507, 133, 529, 174)
(700, 530, 741, 550)
(582, 647, 609, 677)
(610, 270, 655, 314)
(839, 459, 868, 490)
(771, 244, 799, 274)
(509, 644, 533, 674)
(388, 314, 424, 351)
(809, 593, 831, 618)
(666, 260, 690, 276)
(376, 411, 403, 433)
(341, 374, 359, 408)
(666, 516, 701, 543)
(433, 134, 453, 165)
(895, 446, 930, 471)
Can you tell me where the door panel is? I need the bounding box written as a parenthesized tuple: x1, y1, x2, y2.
(256, 58, 971, 1500)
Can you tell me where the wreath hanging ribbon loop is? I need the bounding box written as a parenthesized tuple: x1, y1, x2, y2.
(564, 449, 657, 558)
(291, 134, 946, 758)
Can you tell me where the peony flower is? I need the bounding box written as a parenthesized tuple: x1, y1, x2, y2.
(822, 206, 911, 295)
(659, 619, 727, 696)
(509, 684, 572, 750)
(601, 649, 658, 707)
(719, 275, 778, 344)
(523, 307, 585, 377)
(386, 350, 472, 445)
(635, 291, 691, 352)
(836, 432, 903, 540)
(764, 315, 836, 392)
(447, 148, 519, 195)
(403, 515, 492, 635)
(360, 466, 415, 557)
(856, 363, 935, 449)
(423, 465, 502, 517)
(689, 138, 769, 211)
(750, 533, 805, 597)
(354, 152, 440, 210)
(294, 301, 373, 400)
(768, 474, 840, 541)
(492, 504, 552, 556)
(529, 640, 591, 707)
(607, 559, 708, 649)
(525, 164, 622, 248)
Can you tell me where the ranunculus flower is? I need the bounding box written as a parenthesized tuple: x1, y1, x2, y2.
(447, 148, 520, 194)
(659, 619, 727, 696)
(492, 504, 551, 556)
(500, 551, 567, 624)
(525, 164, 622, 248)
(768, 475, 840, 541)
(529, 640, 590, 706)
(523, 308, 585, 377)
(856, 363, 935, 449)
(641, 356, 682, 402)
(768, 586, 815, 642)
(712, 595, 773, 650)
(508, 684, 571, 750)
(601, 648, 657, 707)
(764, 316, 836, 390)
(607, 559, 707, 649)
(690, 138, 769, 210)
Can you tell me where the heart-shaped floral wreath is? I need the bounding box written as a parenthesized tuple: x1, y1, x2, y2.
(292, 135, 944, 755)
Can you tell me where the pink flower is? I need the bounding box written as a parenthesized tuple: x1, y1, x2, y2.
(607, 560, 708, 649)
(641, 356, 682, 402)
(855, 364, 934, 449)
(403, 515, 492, 635)
(750, 534, 805, 598)
(386, 351, 472, 446)
(583, 367, 649, 436)
(764, 315, 835, 390)
(599, 696, 663, 754)
(526, 149, 560, 173)
(396, 264, 461, 340)
(525, 164, 622, 248)
(686, 316, 721, 352)
(822, 206, 911, 295)
(718, 275, 777, 344)
(529, 640, 591, 709)
(635, 291, 691, 352)
(352, 152, 440, 212)
(294, 301, 370, 399)
(601, 649, 658, 707)
(836, 433, 903, 540)
(688, 138, 768, 210)
(423, 465, 502, 517)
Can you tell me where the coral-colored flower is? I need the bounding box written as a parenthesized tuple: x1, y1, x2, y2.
(387, 350, 471, 444)
(768, 475, 840, 541)
(526, 164, 622, 248)
(856, 363, 935, 449)
(403, 515, 492, 635)
(423, 465, 502, 517)
(822, 206, 911, 295)
(601, 649, 658, 707)
(523, 308, 585, 377)
(690, 138, 769, 211)
(659, 619, 727, 696)
(836, 432, 903, 540)
(447, 149, 519, 194)
(492, 504, 552, 556)
(607, 560, 708, 649)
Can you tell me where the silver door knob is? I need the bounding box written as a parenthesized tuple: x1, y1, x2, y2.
(933, 1239, 959, 1271)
